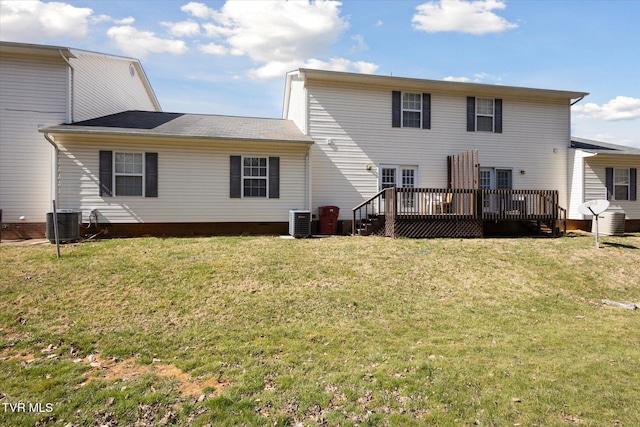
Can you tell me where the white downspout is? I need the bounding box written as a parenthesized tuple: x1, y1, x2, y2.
(306, 146, 312, 213)
(43, 133, 60, 209)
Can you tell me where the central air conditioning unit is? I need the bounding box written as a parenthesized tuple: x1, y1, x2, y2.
(46, 210, 81, 243)
(289, 210, 311, 238)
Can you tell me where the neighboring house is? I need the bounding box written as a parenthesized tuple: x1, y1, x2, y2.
(0, 41, 160, 239)
(283, 69, 589, 236)
(568, 137, 639, 230)
(39, 111, 313, 237)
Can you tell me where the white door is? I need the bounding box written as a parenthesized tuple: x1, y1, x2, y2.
(379, 165, 418, 212)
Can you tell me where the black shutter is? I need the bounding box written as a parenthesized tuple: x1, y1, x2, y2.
(269, 157, 280, 199)
(605, 167, 614, 200)
(392, 91, 401, 128)
(422, 93, 431, 130)
(99, 150, 113, 197)
(467, 97, 476, 132)
(630, 168, 637, 201)
(494, 98, 503, 133)
(230, 156, 242, 198)
(145, 152, 158, 197)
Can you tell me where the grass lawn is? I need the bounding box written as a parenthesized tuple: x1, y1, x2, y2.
(1, 233, 639, 426)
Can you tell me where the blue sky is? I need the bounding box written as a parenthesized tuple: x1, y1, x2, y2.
(2, 0, 639, 147)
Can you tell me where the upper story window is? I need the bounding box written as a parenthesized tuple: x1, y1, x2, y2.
(476, 98, 495, 132)
(392, 91, 431, 129)
(402, 93, 422, 128)
(467, 96, 502, 133)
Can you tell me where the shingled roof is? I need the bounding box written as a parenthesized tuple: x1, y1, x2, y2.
(571, 137, 640, 156)
(41, 111, 313, 144)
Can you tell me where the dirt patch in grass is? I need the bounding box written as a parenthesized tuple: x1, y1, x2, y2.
(79, 353, 228, 397)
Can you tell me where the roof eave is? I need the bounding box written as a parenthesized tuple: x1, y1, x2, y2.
(297, 68, 589, 100)
(40, 127, 314, 145)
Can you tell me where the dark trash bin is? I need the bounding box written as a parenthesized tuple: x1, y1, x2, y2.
(319, 206, 340, 234)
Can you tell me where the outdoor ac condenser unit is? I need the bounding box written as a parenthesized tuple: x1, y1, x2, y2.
(289, 210, 311, 238)
(46, 210, 81, 243)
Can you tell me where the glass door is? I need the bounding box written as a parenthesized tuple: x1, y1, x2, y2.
(379, 165, 418, 213)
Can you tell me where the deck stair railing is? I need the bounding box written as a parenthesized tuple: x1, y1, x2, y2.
(351, 188, 386, 235)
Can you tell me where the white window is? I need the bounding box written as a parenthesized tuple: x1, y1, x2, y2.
(476, 98, 495, 132)
(402, 93, 422, 128)
(614, 168, 630, 200)
(114, 152, 143, 196)
(243, 157, 268, 197)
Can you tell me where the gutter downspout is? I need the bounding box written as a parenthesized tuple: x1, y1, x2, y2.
(58, 50, 74, 122)
(44, 133, 60, 208)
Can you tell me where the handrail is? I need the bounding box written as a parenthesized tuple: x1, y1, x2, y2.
(352, 188, 387, 235)
(352, 188, 387, 212)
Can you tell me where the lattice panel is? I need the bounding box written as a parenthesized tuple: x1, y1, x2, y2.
(392, 219, 483, 238)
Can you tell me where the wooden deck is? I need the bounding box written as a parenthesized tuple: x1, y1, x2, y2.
(353, 187, 564, 238)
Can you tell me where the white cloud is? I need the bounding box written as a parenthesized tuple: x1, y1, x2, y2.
(350, 35, 368, 53)
(0, 0, 93, 42)
(185, 1, 376, 79)
(444, 76, 471, 82)
(161, 20, 201, 37)
(181, 1, 216, 19)
(92, 14, 134, 25)
(249, 57, 378, 80)
(443, 73, 504, 83)
(198, 42, 228, 55)
(573, 96, 640, 121)
(412, 0, 518, 34)
(107, 25, 188, 58)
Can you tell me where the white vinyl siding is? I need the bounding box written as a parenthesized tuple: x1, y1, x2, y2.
(0, 46, 160, 227)
(55, 136, 308, 223)
(302, 81, 570, 220)
(583, 156, 640, 219)
(71, 52, 159, 121)
(0, 52, 68, 223)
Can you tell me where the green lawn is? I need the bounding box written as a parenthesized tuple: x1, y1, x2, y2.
(1, 233, 639, 426)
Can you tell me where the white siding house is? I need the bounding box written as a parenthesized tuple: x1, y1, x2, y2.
(0, 42, 160, 239)
(569, 138, 639, 223)
(283, 69, 588, 225)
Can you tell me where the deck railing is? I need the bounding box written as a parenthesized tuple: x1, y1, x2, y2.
(353, 188, 560, 235)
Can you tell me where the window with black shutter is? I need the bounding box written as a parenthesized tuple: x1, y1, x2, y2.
(99, 151, 157, 197)
(607, 167, 637, 201)
(467, 97, 502, 133)
(392, 91, 431, 129)
(230, 155, 280, 199)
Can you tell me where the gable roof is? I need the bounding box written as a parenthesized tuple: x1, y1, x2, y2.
(571, 137, 640, 156)
(0, 41, 161, 112)
(40, 110, 314, 145)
